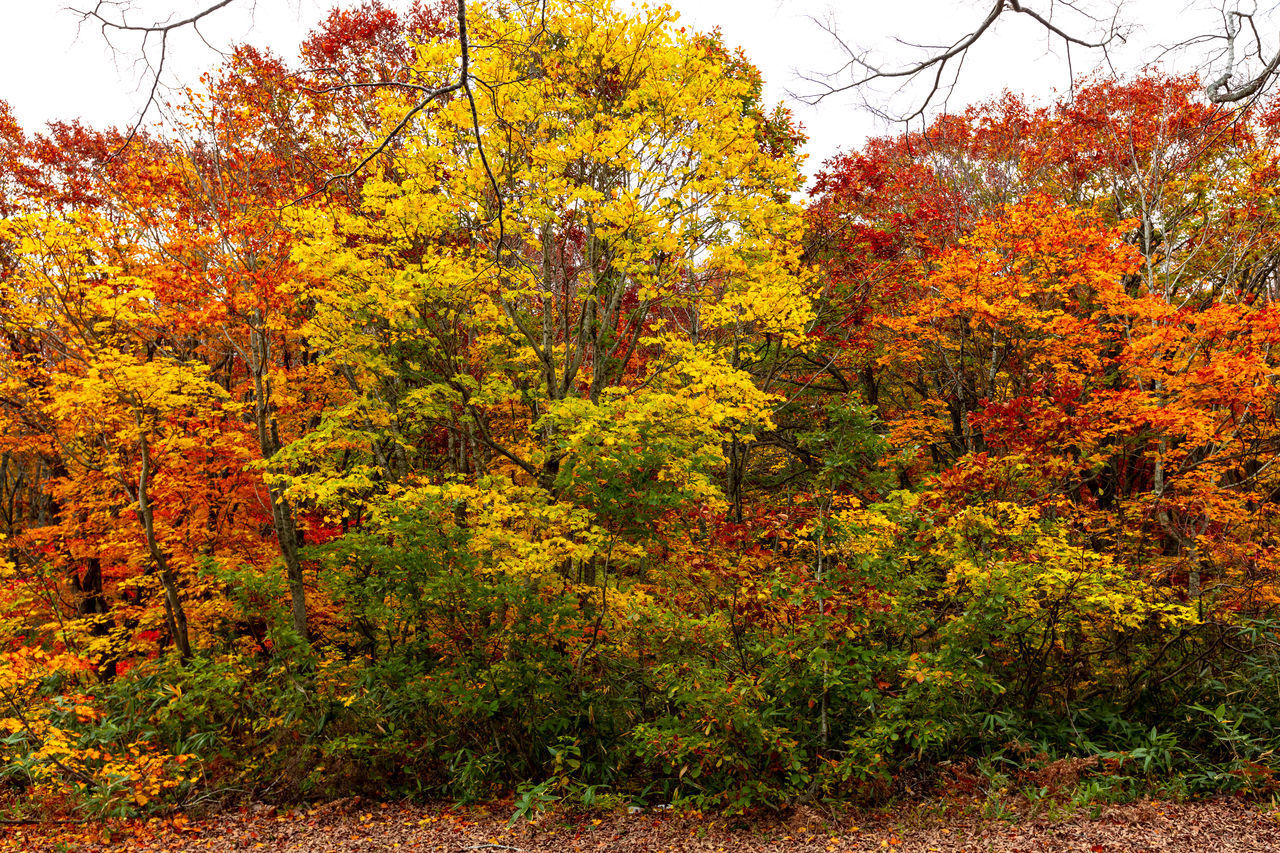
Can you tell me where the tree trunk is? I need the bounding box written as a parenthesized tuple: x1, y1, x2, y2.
(135, 428, 191, 659)
(250, 318, 310, 643)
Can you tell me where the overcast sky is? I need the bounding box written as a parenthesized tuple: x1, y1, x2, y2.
(0, 0, 1229, 181)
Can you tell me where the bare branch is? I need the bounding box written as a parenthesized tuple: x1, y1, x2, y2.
(799, 0, 1126, 123)
(1205, 8, 1280, 103)
(70, 0, 244, 154)
(75, 0, 239, 36)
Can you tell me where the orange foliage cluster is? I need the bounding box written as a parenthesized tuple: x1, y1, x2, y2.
(807, 74, 1280, 615)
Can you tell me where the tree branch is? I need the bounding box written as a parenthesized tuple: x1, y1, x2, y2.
(800, 0, 1125, 123)
(1204, 9, 1280, 103)
(71, 0, 243, 154)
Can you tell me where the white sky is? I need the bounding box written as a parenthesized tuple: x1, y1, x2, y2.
(0, 0, 1234, 181)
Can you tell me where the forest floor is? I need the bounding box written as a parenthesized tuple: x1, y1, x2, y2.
(5, 797, 1280, 853)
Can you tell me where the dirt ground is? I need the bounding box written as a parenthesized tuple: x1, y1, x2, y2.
(5, 798, 1279, 852)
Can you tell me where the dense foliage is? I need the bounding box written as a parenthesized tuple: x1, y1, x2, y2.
(5, 0, 1280, 818)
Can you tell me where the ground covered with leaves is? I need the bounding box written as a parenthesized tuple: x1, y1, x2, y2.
(5, 799, 1280, 853)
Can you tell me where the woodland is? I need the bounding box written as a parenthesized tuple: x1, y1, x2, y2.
(5, 0, 1280, 824)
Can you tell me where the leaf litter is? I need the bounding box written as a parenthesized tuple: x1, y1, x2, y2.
(5, 798, 1280, 852)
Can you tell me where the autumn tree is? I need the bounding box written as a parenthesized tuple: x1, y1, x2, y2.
(287, 0, 812, 560)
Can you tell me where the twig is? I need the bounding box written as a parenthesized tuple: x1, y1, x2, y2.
(71, 0, 242, 156)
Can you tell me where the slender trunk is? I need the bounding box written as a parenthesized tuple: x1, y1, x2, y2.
(135, 428, 191, 659)
(250, 319, 309, 643)
(725, 437, 746, 524)
(815, 495, 830, 753)
(271, 488, 310, 641)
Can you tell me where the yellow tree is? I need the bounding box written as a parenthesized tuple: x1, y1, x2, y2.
(288, 0, 813, 569)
